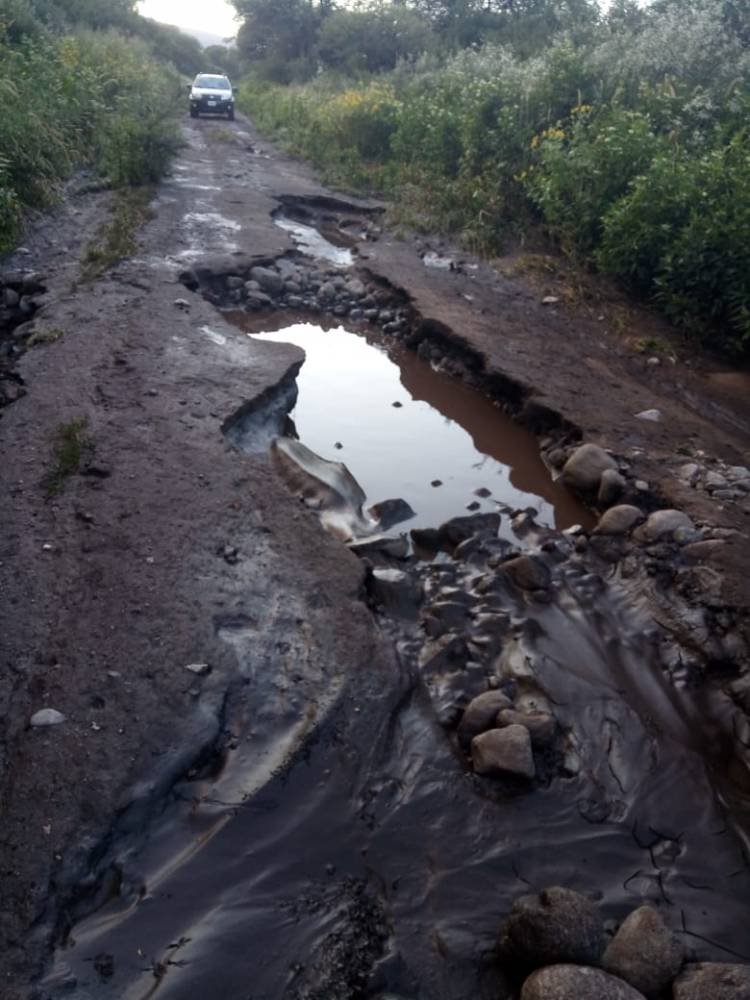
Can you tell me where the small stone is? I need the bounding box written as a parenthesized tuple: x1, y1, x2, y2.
(250, 266, 283, 296)
(334, 441, 343, 449)
(185, 662, 211, 676)
(317, 281, 336, 302)
(602, 905, 684, 997)
(646, 356, 660, 366)
(541, 296, 560, 305)
(173, 298, 190, 310)
(521, 965, 647, 1000)
(727, 465, 750, 481)
(392, 401, 403, 408)
(673, 963, 750, 1000)
(471, 725, 535, 779)
(594, 505, 643, 536)
(681, 539, 726, 563)
(635, 409, 661, 422)
(368, 497, 415, 530)
(705, 470, 729, 491)
(499, 886, 606, 967)
(31, 708, 66, 727)
(562, 444, 618, 493)
(678, 463, 701, 485)
(634, 479, 649, 491)
(457, 690, 513, 748)
(369, 568, 423, 618)
(496, 708, 556, 748)
(466, 501, 481, 511)
(474, 487, 492, 498)
(431, 479, 443, 487)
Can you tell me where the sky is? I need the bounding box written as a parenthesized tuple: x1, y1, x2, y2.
(136, 0, 239, 40)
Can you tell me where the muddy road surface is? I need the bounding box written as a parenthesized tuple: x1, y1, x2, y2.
(1, 116, 750, 1000)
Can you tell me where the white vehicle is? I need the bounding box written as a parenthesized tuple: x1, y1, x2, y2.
(189, 74, 235, 120)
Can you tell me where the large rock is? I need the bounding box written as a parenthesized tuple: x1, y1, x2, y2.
(673, 963, 750, 1000)
(471, 725, 535, 779)
(499, 886, 605, 967)
(368, 497, 416, 530)
(602, 906, 683, 997)
(369, 568, 422, 618)
(437, 512, 501, 549)
(249, 265, 284, 296)
(562, 444, 617, 493)
(457, 690, 512, 748)
(594, 505, 644, 536)
(521, 965, 647, 1000)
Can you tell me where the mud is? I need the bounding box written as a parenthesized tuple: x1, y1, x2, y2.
(1, 113, 749, 1000)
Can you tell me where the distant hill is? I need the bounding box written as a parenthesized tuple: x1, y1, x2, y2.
(181, 26, 236, 48)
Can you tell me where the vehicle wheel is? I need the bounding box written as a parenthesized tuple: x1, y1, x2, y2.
(227, 107, 235, 121)
(190, 107, 198, 118)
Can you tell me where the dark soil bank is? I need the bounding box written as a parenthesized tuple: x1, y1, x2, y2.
(1, 116, 749, 1000)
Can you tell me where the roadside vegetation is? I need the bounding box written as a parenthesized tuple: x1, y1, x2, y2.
(235, 0, 750, 358)
(0, 0, 203, 254)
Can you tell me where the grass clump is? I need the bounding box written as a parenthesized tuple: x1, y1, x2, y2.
(80, 186, 155, 281)
(27, 327, 65, 347)
(44, 417, 89, 497)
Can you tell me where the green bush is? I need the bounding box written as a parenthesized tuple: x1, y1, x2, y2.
(0, 16, 182, 251)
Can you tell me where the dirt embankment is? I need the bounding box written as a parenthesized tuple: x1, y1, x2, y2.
(0, 116, 749, 999)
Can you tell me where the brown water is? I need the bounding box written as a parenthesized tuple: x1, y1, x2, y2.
(245, 319, 590, 535)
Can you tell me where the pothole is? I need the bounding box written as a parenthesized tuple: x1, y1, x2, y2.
(229, 314, 589, 539)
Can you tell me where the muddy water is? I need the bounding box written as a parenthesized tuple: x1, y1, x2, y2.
(41, 316, 750, 999)
(43, 554, 750, 999)
(274, 215, 354, 267)
(246, 320, 589, 534)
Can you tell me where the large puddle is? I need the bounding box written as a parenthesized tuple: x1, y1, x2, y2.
(240, 318, 589, 536)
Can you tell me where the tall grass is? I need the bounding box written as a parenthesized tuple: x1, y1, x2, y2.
(239, 0, 750, 357)
(0, 27, 183, 252)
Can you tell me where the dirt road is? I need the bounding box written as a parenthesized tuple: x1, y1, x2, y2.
(1, 115, 749, 999)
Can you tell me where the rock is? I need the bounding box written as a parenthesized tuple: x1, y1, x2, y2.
(678, 462, 701, 485)
(499, 887, 606, 967)
(501, 555, 551, 591)
(3, 287, 20, 308)
(458, 690, 513, 748)
(225, 275, 245, 290)
(369, 568, 423, 618)
(173, 298, 190, 310)
(602, 906, 683, 997)
(705, 470, 729, 491)
(562, 444, 618, 493)
(673, 963, 750, 1000)
(638, 509, 695, 542)
(635, 409, 661, 422)
(497, 708, 556, 748)
(542, 296, 560, 305)
(418, 632, 467, 675)
(594, 505, 644, 536)
(598, 468, 626, 506)
(246, 291, 272, 310)
(368, 497, 415, 530)
(727, 465, 750, 481)
(30, 708, 66, 727)
(349, 534, 409, 560)
(185, 662, 211, 676)
(317, 281, 336, 302)
(345, 278, 366, 297)
(474, 487, 492, 498)
(471, 725, 535, 779)
(521, 965, 647, 1000)
(249, 266, 283, 296)
(437, 512, 501, 549)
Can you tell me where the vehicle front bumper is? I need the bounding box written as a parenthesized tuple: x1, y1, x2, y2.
(190, 96, 233, 113)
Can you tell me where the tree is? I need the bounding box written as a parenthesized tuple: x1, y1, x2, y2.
(317, 4, 433, 74)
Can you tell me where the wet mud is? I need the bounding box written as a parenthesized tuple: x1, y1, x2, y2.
(4, 118, 750, 1000)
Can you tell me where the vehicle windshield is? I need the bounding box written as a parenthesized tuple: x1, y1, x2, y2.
(194, 75, 231, 90)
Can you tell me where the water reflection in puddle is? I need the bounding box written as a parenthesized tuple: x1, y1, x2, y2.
(248, 320, 590, 533)
(273, 215, 354, 267)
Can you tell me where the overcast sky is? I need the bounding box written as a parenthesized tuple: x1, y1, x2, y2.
(137, 0, 238, 39)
